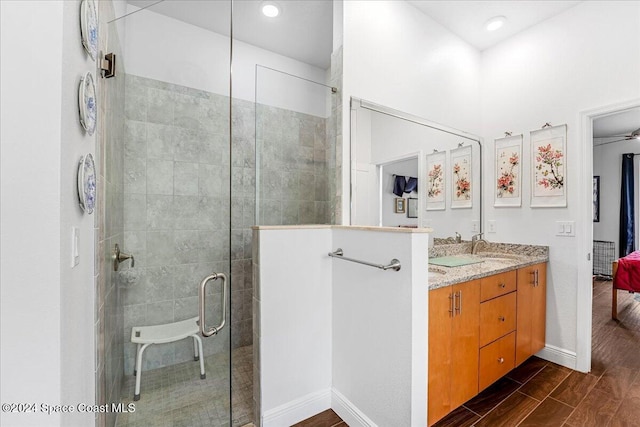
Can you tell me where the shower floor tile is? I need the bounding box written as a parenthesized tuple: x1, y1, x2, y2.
(116, 345, 253, 427)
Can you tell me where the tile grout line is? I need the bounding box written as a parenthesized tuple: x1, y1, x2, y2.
(465, 361, 549, 426)
(513, 391, 544, 427)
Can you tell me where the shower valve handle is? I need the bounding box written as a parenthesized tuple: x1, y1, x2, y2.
(113, 244, 135, 271)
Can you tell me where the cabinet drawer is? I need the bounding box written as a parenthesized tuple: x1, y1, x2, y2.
(479, 292, 516, 347)
(479, 332, 516, 391)
(480, 270, 517, 302)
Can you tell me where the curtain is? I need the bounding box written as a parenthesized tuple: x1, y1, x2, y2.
(619, 153, 635, 257)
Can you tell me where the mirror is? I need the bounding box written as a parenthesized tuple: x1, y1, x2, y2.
(350, 98, 482, 241)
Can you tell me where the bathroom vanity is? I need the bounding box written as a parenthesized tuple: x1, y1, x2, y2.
(427, 243, 549, 426)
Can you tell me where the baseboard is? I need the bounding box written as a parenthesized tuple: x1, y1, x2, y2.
(262, 389, 331, 427)
(536, 344, 577, 370)
(331, 388, 378, 427)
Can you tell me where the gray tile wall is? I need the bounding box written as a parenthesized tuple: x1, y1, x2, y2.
(256, 104, 332, 225)
(96, 4, 126, 427)
(330, 46, 343, 224)
(122, 74, 232, 374)
(121, 74, 335, 374)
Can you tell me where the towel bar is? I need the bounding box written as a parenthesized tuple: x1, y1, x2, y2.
(328, 248, 401, 271)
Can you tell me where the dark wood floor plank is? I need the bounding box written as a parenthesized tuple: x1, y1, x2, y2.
(292, 409, 343, 427)
(609, 396, 640, 427)
(462, 377, 520, 416)
(517, 397, 573, 427)
(549, 371, 599, 407)
(564, 388, 621, 427)
(431, 405, 478, 427)
(517, 365, 571, 401)
(473, 391, 538, 427)
(591, 365, 638, 399)
(506, 357, 548, 384)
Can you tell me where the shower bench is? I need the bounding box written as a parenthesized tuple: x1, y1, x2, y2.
(130, 317, 205, 401)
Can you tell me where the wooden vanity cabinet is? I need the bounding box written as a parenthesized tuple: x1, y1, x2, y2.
(516, 262, 547, 366)
(428, 262, 548, 426)
(428, 279, 480, 426)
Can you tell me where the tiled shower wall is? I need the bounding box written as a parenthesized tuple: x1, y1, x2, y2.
(121, 74, 232, 374)
(121, 74, 333, 372)
(256, 103, 333, 225)
(96, 4, 126, 427)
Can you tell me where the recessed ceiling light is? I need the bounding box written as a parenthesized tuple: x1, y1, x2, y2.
(261, 2, 280, 18)
(485, 16, 506, 32)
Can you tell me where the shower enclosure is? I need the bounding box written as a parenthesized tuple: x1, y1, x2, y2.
(96, 1, 335, 426)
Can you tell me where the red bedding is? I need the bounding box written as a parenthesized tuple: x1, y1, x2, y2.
(614, 251, 640, 292)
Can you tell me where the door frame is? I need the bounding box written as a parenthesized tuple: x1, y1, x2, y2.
(576, 98, 640, 372)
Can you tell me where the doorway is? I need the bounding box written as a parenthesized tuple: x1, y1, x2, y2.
(576, 99, 640, 373)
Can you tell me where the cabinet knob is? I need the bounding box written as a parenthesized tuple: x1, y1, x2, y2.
(498, 316, 505, 322)
(498, 357, 505, 364)
(499, 283, 506, 288)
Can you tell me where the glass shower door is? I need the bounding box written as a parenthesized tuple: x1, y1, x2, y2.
(99, 1, 236, 426)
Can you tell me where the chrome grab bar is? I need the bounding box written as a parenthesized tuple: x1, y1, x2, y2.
(113, 243, 134, 271)
(328, 248, 401, 271)
(198, 272, 228, 338)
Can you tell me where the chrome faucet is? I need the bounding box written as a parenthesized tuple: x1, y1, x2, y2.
(471, 233, 487, 254)
(455, 232, 461, 243)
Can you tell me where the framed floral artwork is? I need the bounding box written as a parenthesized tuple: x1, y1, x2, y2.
(450, 146, 472, 209)
(494, 134, 522, 207)
(531, 124, 567, 207)
(426, 151, 446, 211)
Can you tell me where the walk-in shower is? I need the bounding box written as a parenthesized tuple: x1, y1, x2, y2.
(96, 1, 336, 426)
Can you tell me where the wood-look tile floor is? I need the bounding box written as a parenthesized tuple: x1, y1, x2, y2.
(297, 279, 640, 427)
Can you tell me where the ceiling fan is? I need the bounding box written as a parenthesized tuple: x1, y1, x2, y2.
(597, 128, 640, 145)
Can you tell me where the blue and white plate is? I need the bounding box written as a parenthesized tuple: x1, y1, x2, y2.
(78, 72, 97, 135)
(80, 0, 98, 61)
(77, 153, 97, 214)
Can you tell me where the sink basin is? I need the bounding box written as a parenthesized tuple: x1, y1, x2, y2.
(429, 255, 484, 267)
(428, 268, 446, 280)
(475, 252, 522, 261)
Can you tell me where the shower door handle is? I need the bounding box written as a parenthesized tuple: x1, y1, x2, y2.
(198, 272, 228, 337)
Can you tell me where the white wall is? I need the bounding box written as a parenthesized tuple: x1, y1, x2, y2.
(481, 1, 640, 365)
(0, 2, 63, 425)
(124, 5, 330, 117)
(257, 227, 333, 426)
(256, 226, 429, 427)
(593, 141, 640, 255)
(342, 0, 482, 223)
(331, 227, 428, 427)
(1, 1, 96, 425)
(59, 0, 98, 424)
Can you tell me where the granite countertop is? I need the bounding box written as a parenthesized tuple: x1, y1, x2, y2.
(428, 242, 549, 290)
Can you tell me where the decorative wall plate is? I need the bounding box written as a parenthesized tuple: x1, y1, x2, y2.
(78, 72, 97, 135)
(80, 0, 98, 61)
(77, 153, 97, 214)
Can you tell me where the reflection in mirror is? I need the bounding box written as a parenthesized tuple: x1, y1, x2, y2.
(350, 98, 482, 241)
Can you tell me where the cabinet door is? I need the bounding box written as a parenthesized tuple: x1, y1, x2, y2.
(428, 286, 453, 426)
(516, 265, 535, 366)
(531, 263, 547, 354)
(450, 280, 480, 409)
(516, 263, 547, 366)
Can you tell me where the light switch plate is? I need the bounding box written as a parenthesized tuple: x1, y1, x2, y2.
(556, 221, 575, 237)
(488, 220, 497, 233)
(471, 220, 479, 233)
